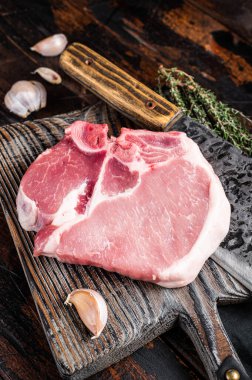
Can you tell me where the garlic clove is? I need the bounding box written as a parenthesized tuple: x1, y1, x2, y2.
(30, 34, 68, 57)
(4, 90, 30, 118)
(32, 81, 47, 108)
(65, 289, 108, 339)
(4, 80, 47, 118)
(32, 67, 62, 85)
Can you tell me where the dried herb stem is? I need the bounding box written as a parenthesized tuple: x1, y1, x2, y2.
(157, 67, 252, 156)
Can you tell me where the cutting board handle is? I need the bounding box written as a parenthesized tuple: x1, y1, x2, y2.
(60, 43, 182, 131)
(179, 281, 250, 380)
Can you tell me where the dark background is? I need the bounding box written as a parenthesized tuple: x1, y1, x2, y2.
(0, 1, 252, 379)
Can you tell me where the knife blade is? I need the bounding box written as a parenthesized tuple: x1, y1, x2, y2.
(170, 116, 252, 291)
(60, 43, 252, 290)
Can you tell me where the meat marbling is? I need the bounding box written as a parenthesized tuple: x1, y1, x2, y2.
(17, 121, 230, 288)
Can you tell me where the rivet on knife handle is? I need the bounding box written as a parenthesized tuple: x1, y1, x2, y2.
(60, 43, 183, 131)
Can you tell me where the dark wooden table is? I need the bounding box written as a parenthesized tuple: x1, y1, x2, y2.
(0, 1, 252, 379)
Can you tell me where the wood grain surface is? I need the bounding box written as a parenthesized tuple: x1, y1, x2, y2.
(0, 1, 252, 380)
(0, 103, 251, 380)
(60, 43, 181, 131)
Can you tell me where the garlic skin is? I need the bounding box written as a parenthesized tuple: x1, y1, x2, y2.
(32, 67, 62, 84)
(30, 34, 68, 57)
(4, 81, 47, 118)
(65, 289, 108, 339)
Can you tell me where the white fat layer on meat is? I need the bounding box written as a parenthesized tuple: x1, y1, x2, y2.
(40, 148, 52, 157)
(17, 179, 88, 233)
(42, 130, 230, 283)
(43, 181, 88, 252)
(43, 224, 64, 253)
(41, 132, 188, 255)
(157, 145, 231, 288)
(52, 181, 87, 226)
(43, 148, 146, 253)
(16, 185, 38, 231)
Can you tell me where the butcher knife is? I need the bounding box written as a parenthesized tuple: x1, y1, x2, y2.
(60, 43, 252, 290)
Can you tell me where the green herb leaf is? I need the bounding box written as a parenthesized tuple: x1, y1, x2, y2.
(157, 67, 252, 156)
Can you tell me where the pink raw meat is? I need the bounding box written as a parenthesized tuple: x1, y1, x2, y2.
(17, 121, 230, 288)
(17, 122, 107, 231)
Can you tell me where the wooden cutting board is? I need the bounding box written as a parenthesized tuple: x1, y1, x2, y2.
(0, 103, 251, 380)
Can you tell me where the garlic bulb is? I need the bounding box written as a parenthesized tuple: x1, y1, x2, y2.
(4, 81, 47, 118)
(30, 34, 68, 57)
(32, 67, 62, 84)
(65, 289, 108, 339)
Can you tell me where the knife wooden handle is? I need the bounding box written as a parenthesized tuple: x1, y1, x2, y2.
(60, 43, 182, 131)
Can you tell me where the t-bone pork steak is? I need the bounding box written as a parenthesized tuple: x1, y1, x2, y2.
(17, 121, 230, 287)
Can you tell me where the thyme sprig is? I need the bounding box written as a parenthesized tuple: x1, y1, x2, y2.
(157, 67, 252, 156)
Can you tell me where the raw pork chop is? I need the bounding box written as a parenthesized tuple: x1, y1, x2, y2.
(17, 121, 230, 288)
